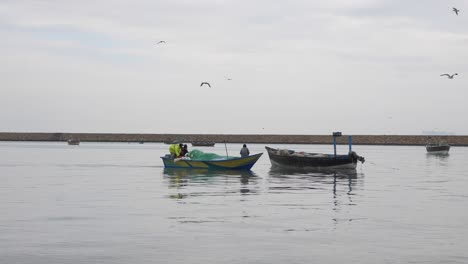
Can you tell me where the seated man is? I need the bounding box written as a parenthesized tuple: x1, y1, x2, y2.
(180, 144, 189, 157)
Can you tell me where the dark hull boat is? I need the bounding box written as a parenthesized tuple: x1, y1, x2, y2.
(426, 143, 450, 154)
(67, 139, 80, 145)
(265, 132, 365, 170)
(191, 142, 216, 147)
(265, 147, 364, 170)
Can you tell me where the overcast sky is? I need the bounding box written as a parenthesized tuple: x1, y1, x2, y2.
(1, 0, 467, 135)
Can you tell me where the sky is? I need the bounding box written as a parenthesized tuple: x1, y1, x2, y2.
(1, 0, 467, 135)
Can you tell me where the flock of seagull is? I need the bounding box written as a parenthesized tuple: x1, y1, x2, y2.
(155, 39, 227, 88)
(440, 7, 461, 80)
(156, 7, 462, 85)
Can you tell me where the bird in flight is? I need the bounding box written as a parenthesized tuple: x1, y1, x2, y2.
(453, 7, 460, 15)
(440, 73, 458, 79)
(225, 76, 232, 81)
(156, 41, 166, 44)
(200, 82, 211, 88)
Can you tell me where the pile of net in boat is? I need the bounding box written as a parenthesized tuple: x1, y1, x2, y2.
(186, 149, 234, 160)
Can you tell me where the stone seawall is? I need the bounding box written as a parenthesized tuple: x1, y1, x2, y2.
(1, 132, 468, 146)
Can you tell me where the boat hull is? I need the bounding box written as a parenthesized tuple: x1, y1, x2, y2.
(67, 140, 80, 145)
(265, 147, 359, 170)
(191, 142, 216, 147)
(161, 153, 263, 170)
(426, 144, 450, 154)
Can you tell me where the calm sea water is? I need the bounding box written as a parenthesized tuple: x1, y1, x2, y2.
(1, 142, 467, 264)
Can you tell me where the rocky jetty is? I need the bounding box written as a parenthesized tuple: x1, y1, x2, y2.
(1, 132, 467, 146)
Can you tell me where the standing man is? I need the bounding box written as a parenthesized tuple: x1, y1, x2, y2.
(240, 144, 250, 157)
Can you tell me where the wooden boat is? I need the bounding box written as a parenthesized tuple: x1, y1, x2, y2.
(67, 139, 80, 145)
(426, 142, 450, 154)
(265, 133, 365, 170)
(191, 142, 215, 147)
(161, 153, 263, 170)
(265, 147, 364, 169)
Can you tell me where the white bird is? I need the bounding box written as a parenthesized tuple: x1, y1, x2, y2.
(156, 40, 166, 44)
(440, 73, 458, 79)
(200, 82, 211, 88)
(224, 76, 232, 81)
(453, 7, 460, 16)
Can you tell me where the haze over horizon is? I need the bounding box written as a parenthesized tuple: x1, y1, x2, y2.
(1, 0, 467, 135)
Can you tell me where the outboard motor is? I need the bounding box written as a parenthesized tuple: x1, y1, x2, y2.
(349, 151, 365, 164)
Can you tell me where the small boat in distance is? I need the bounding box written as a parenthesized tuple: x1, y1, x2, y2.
(191, 142, 215, 147)
(67, 139, 80, 145)
(265, 132, 365, 170)
(164, 139, 183, 144)
(426, 142, 450, 154)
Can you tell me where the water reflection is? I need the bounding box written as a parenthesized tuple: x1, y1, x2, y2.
(267, 167, 364, 227)
(426, 152, 450, 159)
(268, 167, 363, 196)
(268, 167, 359, 178)
(163, 168, 259, 199)
(425, 152, 450, 167)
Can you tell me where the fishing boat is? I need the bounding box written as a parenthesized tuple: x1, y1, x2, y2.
(265, 132, 365, 170)
(265, 147, 364, 169)
(191, 141, 215, 147)
(426, 142, 450, 154)
(161, 153, 263, 170)
(67, 139, 80, 145)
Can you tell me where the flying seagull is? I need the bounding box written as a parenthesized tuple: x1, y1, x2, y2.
(200, 82, 211, 88)
(440, 73, 458, 79)
(453, 7, 460, 15)
(224, 76, 232, 81)
(156, 40, 166, 44)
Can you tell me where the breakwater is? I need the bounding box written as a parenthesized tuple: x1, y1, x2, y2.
(1, 132, 468, 146)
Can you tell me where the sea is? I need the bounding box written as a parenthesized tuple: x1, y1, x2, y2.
(1, 142, 467, 264)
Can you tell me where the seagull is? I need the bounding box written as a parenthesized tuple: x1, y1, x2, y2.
(453, 7, 460, 16)
(440, 73, 458, 79)
(156, 40, 166, 44)
(224, 76, 232, 81)
(200, 82, 211, 88)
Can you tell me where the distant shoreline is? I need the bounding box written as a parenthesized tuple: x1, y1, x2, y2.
(1, 132, 468, 146)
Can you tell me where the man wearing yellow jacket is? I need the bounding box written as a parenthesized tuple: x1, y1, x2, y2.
(169, 144, 183, 158)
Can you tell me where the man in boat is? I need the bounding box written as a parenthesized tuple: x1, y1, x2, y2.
(169, 144, 183, 159)
(180, 144, 189, 157)
(240, 144, 250, 157)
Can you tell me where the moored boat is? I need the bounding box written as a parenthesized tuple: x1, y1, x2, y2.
(265, 147, 364, 169)
(191, 142, 216, 147)
(161, 153, 263, 170)
(164, 141, 179, 145)
(67, 139, 80, 145)
(265, 132, 365, 170)
(426, 142, 450, 154)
